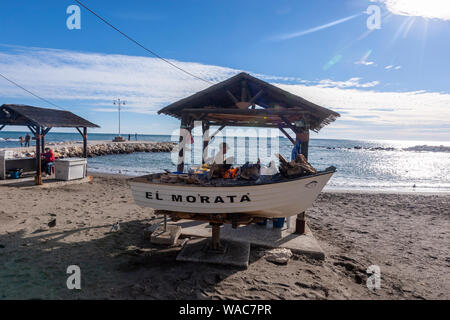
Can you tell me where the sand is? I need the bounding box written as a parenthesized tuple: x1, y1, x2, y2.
(0, 173, 448, 300)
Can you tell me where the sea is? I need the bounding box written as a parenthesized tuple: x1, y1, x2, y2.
(1, 131, 449, 193)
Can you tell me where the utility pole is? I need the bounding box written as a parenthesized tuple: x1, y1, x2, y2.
(113, 99, 126, 142)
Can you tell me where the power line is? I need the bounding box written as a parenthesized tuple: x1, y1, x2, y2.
(74, 0, 214, 85)
(0, 71, 68, 111)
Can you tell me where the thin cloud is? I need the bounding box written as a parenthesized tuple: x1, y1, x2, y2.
(271, 13, 363, 41)
(0, 45, 449, 140)
(385, 64, 402, 70)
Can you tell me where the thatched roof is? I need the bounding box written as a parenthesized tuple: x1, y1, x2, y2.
(0, 104, 99, 128)
(158, 72, 340, 131)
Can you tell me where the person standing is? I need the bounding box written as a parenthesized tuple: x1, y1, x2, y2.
(128, 134, 131, 141)
(19, 136, 24, 147)
(291, 130, 309, 161)
(135, 133, 137, 141)
(24, 133, 31, 147)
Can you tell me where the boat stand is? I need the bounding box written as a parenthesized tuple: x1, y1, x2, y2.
(150, 214, 182, 246)
(176, 221, 250, 268)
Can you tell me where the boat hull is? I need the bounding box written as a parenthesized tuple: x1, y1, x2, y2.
(129, 171, 334, 218)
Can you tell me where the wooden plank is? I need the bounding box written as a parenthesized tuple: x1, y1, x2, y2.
(177, 114, 189, 172)
(83, 127, 88, 159)
(35, 127, 42, 185)
(248, 89, 264, 105)
(278, 126, 295, 145)
(27, 125, 37, 135)
(182, 108, 307, 116)
(226, 90, 239, 105)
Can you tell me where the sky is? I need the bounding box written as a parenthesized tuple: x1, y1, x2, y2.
(0, 0, 449, 141)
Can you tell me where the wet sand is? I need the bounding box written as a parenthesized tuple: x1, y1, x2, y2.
(0, 173, 448, 299)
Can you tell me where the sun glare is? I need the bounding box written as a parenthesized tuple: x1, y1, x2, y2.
(383, 0, 450, 20)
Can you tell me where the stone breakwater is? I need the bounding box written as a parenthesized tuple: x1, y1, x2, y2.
(4, 141, 176, 159)
(55, 142, 176, 158)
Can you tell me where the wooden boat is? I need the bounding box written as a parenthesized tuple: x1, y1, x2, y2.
(129, 167, 335, 218)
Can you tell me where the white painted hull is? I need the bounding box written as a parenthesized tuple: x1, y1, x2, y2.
(129, 171, 334, 218)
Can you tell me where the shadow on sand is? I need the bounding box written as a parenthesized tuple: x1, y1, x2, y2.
(0, 218, 263, 299)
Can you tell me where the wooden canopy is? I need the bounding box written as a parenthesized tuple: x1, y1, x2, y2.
(0, 104, 99, 128)
(0, 104, 99, 185)
(158, 72, 340, 132)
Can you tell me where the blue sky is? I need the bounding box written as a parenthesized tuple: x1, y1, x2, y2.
(1, 0, 449, 141)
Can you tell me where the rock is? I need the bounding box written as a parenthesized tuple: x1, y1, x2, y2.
(265, 248, 293, 265)
(48, 218, 56, 228)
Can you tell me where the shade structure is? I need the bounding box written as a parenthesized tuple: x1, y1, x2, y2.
(0, 104, 99, 185)
(158, 72, 340, 132)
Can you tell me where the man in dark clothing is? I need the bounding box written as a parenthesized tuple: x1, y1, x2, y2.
(24, 133, 31, 147)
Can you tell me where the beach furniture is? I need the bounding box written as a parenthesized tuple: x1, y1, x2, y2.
(0, 151, 36, 180)
(55, 158, 87, 181)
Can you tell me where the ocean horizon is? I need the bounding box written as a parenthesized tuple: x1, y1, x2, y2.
(1, 131, 449, 193)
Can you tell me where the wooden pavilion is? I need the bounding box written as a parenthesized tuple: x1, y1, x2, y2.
(159, 72, 340, 234)
(0, 104, 99, 185)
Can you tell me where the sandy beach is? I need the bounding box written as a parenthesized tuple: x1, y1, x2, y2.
(0, 173, 448, 300)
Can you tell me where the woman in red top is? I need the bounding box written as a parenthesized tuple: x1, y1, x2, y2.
(41, 147, 55, 175)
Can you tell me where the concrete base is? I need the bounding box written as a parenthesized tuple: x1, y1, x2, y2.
(0, 175, 92, 188)
(112, 136, 126, 142)
(177, 238, 250, 268)
(172, 216, 325, 260)
(150, 224, 181, 246)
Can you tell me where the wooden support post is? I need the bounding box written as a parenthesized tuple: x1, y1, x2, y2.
(0, 125, 5, 131)
(41, 131, 45, 153)
(35, 127, 42, 185)
(296, 129, 310, 234)
(202, 121, 209, 164)
(177, 114, 189, 172)
(83, 127, 88, 177)
(210, 223, 222, 250)
(295, 212, 305, 235)
(82, 127, 88, 158)
(301, 129, 309, 160)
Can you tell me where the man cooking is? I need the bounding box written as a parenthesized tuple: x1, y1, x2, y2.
(291, 130, 309, 161)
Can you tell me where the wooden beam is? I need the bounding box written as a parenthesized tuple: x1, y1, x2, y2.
(0, 125, 5, 131)
(210, 125, 225, 139)
(248, 89, 264, 105)
(278, 126, 295, 145)
(82, 127, 88, 159)
(182, 108, 308, 116)
(75, 127, 83, 136)
(226, 90, 239, 105)
(35, 127, 42, 185)
(280, 115, 299, 133)
(42, 127, 52, 136)
(177, 114, 189, 172)
(208, 122, 289, 129)
(27, 125, 37, 135)
(202, 122, 210, 164)
(241, 80, 247, 101)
